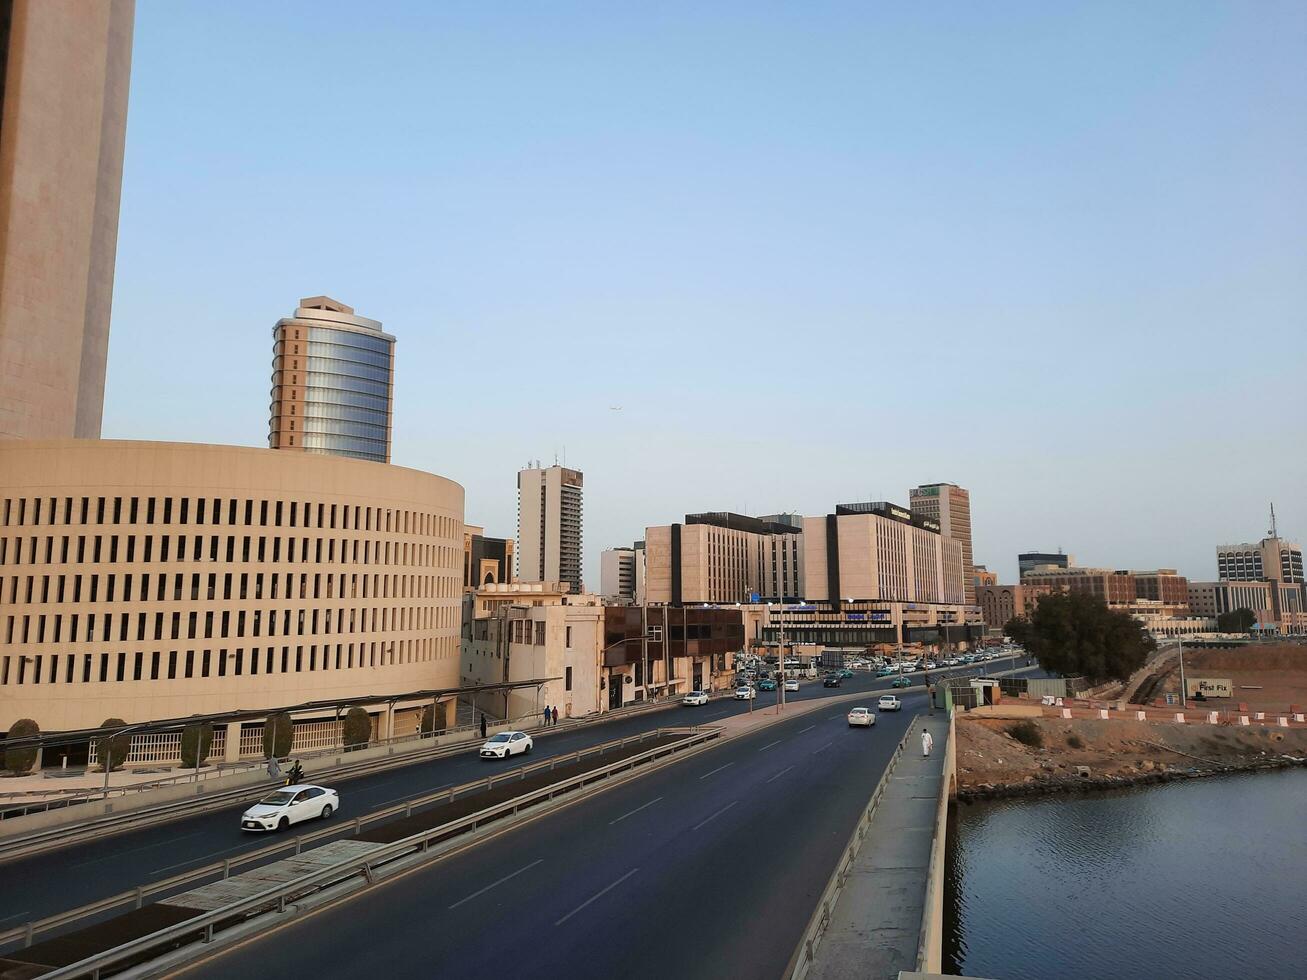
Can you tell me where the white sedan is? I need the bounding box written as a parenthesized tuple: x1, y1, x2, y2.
(734, 686, 757, 700)
(784, 679, 800, 692)
(241, 784, 338, 832)
(683, 690, 709, 706)
(877, 695, 903, 712)
(480, 731, 533, 759)
(847, 707, 876, 728)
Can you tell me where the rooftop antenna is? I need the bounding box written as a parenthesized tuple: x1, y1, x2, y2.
(1269, 502, 1278, 539)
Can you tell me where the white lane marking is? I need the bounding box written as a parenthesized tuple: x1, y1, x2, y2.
(609, 796, 663, 826)
(827, 714, 842, 720)
(554, 868, 639, 926)
(798, 725, 815, 734)
(691, 800, 739, 832)
(757, 739, 782, 752)
(766, 765, 794, 784)
(811, 740, 834, 754)
(72, 830, 206, 867)
(448, 858, 544, 909)
(152, 841, 258, 875)
(698, 762, 734, 780)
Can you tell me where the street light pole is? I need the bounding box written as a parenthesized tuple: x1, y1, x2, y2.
(1177, 636, 1187, 709)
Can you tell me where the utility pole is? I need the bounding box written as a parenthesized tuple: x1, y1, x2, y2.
(1177, 636, 1187, 709)
(777, 600, 785, 714)
(641, 603, 649, 703)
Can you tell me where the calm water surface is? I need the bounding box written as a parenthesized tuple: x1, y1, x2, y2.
(945, 768, 1307, 980)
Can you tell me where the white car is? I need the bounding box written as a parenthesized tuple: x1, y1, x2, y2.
(784, 679, 800, 692)
(847, 707, 876, 728)
(241, 784, 338, 832)
(877, 694, 902, 712)
(734, 686, 757, 700)
(480, 731, 533, 759)
(683, 690, 709, 706)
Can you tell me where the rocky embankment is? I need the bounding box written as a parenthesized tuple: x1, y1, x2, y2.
(955, 715, 1307, 801)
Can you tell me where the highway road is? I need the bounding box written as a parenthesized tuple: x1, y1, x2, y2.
(0, 660, 1037, 930)
(183, 687, 936, 980)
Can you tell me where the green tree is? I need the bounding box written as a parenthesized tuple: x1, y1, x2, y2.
(180, 721, 214, 769)
(262, 712, 293, 759)
(342, 707, 371, 750)
(419, 704, 443, 736)
(97, 718, 131, 772)
(1217, 607, 1257, 633)
(4, 718, 40, 775)
(1005, 592, 1156, 685)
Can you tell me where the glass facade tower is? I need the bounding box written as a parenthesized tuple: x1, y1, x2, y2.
(268, 297, 395, 463)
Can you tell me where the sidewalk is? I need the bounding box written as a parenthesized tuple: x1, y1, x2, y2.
(808, 714, 951, 980)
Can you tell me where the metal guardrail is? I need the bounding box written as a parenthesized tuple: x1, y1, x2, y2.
(0, 727, 702, 955)
(33, 727, 719, 979)
(784, 722, 914, 980)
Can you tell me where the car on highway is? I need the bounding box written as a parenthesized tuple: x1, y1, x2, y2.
(479, 731, 533, 760)
(784, 678, 800, 692)
(890, 676, 912, 689)
(241, 784, 339, 832)
(823, 674, 842, 688)
(683, 690, 709, 706)
(847, 707, 876, 727)
(877, 694, 902, 712)
(876, 667, 896, 677)
(838, 668, 855, 679)
(758, 678, 778, 691)
(734, 685, 757, 700)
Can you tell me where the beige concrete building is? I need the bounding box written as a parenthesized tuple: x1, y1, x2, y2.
(1132, 569, 1189, 607)
(976, 583, 1051, 629)
(517, 465, 583, 593)
(0, 440, 465, 734)
(0, 0, 134, 441)
(600, 546, 638, 602)
(1186, 580, 1272, 621)
(1218, 536, 1304, 585)
(1022, 566, 1137, 605)
(268, 297, 395, 464)
(644, 513, 803, 605)
(462, 524, 514, 590)
(909, 483, 975, 604)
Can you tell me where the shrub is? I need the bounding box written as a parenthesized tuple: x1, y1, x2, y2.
(97, 718, 131, 772)
(180, 721, 214, 768)
(4, 718, 40, 775)
(262, 712, 293, 759)
(1066, 733, 1085, 750)
(1007, 720, 1044, 748)
(419, 704, 443, 736)
(342, 707, 371, 750)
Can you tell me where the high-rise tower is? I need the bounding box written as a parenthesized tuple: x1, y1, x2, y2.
(909, 482, 975, 605)
(517, 464, 584, 593)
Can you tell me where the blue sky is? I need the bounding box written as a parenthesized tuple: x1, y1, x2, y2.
(105, 1, 1306, 585)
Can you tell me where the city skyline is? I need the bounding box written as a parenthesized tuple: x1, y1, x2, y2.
(100, 1, 1305, 586)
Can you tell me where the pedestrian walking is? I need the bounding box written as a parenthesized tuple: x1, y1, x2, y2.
(552, 705, 559, 726)
(479, 714, 487, 739)
(921, 728, 934, 758)
(266, 756, 282, 780)
(543, 705, 550, 728)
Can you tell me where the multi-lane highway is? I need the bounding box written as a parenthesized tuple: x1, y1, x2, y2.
(0, 661, 1034, 935)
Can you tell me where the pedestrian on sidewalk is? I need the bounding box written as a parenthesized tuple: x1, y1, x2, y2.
(266, 756, 282, 780)
(542, 705, 551, 728)
(552, 705, 559, 726)
(479, 714, 487, 739)
(921, 728, 934, 757)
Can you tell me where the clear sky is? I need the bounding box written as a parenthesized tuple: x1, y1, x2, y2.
(105, 1, 1306, 586)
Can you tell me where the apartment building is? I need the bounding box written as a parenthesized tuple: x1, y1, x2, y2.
(517, 465, 584, 594)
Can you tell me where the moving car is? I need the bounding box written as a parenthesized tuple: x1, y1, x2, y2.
(823, 674, 842, 688)
(241, 784, 338, 832)
(890, 676, 912, 689)
(838, 668, 855, 679)
(480, 731, 533, 759)
(877, 694, 902, 712)
(784, 679, 800, 692)
(735, 686, 757, 700)
(847, 707, 876, 727)
(683, 690, 709, 706)
(758, 678, 778, 691)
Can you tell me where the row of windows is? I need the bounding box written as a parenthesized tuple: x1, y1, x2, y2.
(302, 325, 393, 355)
(0, 534, 458, 569)
(298, 417, 390, 440)
(1, 634, 452, 686)
(295, 433, 389, 456)
(297, 370, 390, 398)
(0, 496, 454, 536)
(276, 339, 392, 370)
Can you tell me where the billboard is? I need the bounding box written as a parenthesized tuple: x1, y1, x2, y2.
(1186, 678, 1233, 698)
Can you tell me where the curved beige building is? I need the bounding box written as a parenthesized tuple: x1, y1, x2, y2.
(0, 441, 464, 734)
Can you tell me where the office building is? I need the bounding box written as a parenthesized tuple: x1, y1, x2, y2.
(1132, 569, 1189, 607)
(1217, 538, 1304, 585)
(1021, 566, 1136, 605)
(0, 0, 133, 441)
(600, 547, 638, 602)
(1018, 551, 1072, 579)
(268, 297, 395, 464)
(1187, 581, 1273, 621)
(644, 512, 803, 605)
(909, 483, 974, 604)
(976, 584, 1051, 630)
(463, 524, 514, 591)
(0, 441, 466, 735)
(516, 465, 583, 594)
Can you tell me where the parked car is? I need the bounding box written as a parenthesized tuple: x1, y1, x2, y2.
(479, 731, 533, 760)
(877, 694, 902, 712)
(823, 674, 842, 688)
(735, 686, 757, 700)
(847, 707, 876, 728)
(758, 678, 778, 691)
(784, 679, 800, 692)
(683, 690, 709, 706)
(890, 676, 912, 689)
(241, 784, 338, 832)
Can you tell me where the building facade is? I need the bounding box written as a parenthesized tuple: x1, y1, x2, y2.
(976, 584, 1050, 629)
(0, 441, 465, 733)
(1132, 569, 1189, 607)
(600, 547, 637, 602)
(462, 525, 514, 590)
(1186, 580, 1273, 621)
(1018, 551, 1072, 578)
(268, 297, 396, 464)
(0, 0, 134, 441)
(516, 465, 583, 593)
(602, 605, 744, 707)
(643, 513, 804, 605)
(1021, 566, 1137, 605)
(1217, 537, 1304, 585)
(972, 565, 998, 589)
(909, 483, 975, 604)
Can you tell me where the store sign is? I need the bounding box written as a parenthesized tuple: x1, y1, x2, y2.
(1186, 678, 1233, 698)
(911, 486, 939, 497)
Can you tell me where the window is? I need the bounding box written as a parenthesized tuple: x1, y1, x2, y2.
(565, 666, 573, 691)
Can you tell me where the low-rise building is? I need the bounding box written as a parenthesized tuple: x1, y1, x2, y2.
(1022, 566, 1137, 606)
(976, 584, 1051, 629)
(463, 524, 514, 590)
